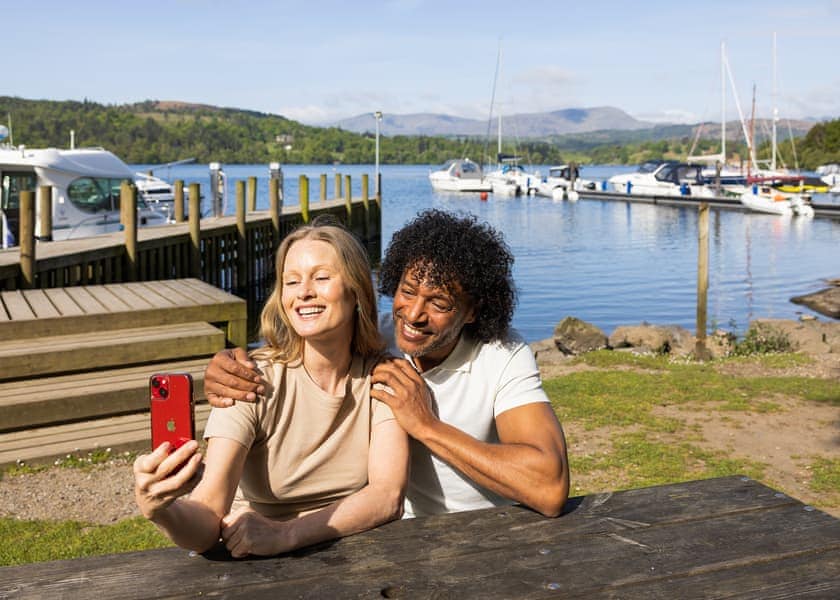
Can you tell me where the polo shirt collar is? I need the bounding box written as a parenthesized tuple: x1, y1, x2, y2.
(411, 332, 476, 374)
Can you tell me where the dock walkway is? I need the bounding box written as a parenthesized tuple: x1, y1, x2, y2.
(0, 279, 245, 467)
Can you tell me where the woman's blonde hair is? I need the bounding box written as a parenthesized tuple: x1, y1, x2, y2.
(251, 217, 383, 363)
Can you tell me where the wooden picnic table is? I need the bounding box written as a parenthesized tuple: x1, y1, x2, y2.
(1, 476, 838, 598)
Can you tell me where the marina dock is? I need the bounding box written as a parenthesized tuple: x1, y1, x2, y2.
(577, 189, 840, 219)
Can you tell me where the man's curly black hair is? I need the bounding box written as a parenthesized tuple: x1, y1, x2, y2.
(378, 209, 516, 343)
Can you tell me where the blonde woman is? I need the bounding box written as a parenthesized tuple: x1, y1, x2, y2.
(134, 219, 408, 557)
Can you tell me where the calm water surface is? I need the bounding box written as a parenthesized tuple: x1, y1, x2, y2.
(137, 163, 840, 343)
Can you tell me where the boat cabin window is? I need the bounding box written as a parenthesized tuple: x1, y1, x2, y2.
(67, 177, 125, 213)
(1, 171, 37, 211)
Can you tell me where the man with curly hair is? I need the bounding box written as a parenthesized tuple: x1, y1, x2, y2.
(204, 210, 569, 518)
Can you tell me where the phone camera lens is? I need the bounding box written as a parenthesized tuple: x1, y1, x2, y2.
(151, 377, 161, 388)
(159, 386, 169, 398)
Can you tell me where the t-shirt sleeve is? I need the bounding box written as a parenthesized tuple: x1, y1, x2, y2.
(372, 398, 395, 426)
(494, 340, 550, 417)
(203, 401, 260, 448)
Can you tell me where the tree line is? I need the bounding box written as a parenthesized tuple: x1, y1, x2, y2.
(1, 96, 836, 169)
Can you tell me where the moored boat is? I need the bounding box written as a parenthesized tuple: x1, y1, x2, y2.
(0, 144, 168, 246)
(428, 158, 492, 193)
(739, 185, 815, 217)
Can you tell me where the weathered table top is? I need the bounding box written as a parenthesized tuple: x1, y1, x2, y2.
(1, 476, 838, 599)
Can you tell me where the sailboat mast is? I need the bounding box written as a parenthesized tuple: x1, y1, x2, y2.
(748, 83, 757, 178)
(771, 32, 778, 172)
(721, 41, 726, 165)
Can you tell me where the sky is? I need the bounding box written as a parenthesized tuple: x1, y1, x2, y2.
(3, 0, 839, 126)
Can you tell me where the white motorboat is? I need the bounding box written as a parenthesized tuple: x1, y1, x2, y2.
(607, 161, 714, 198)
(534, 165, 597, 201)
(739, 185, 814, 217)
(0, 144, 168, 246)
(816, 164, 840, 193)
(428, 158, 492, 193)
(484, 159, 539, 197)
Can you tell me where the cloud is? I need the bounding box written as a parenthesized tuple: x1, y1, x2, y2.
(632, 108, 702, 124)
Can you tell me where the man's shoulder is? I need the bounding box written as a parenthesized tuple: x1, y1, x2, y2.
(473, 328, 529, 357)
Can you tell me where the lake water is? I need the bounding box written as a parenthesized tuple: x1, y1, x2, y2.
(136, 162, 840, 343)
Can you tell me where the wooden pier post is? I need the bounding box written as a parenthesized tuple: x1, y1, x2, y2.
(299, 175, 310, 223)
(174, 180, 185, 223)
(695, 202, 710, 359)
(320, 174, 327, 203)
(269, 176, 280, 240)
(376, 173, 382, 209)
(122, 181, 138, 282)
(247, 176, 257, 212)
(361, 174, 370, 238)
(344, 175, 352, 221)
(236, 181, 247, 291)
(334, 173, 342, 201)
(37, 185, 52, 242)
(189, 183, 201, 279)
(19, 190, 35, 288)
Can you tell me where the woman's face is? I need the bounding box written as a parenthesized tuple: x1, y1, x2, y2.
(281, 239, 356, 344)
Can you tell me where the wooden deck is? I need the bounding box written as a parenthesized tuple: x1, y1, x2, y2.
(0, 279, 246, 466)
(0, 278, 247, 347)
(0, 476, 837, 598)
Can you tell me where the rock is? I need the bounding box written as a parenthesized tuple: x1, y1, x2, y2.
(531, 338, 569, 365)
(749, 319, 840, 354)
(553, 317, 608, 355)
(790, 287, 840, 319)
(609, 324, 696, 356)
(704, 329, 736, 359)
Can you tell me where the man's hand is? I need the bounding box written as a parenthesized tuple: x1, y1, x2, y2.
(370, 358, 437, 438)
(204, 348, 264, 407)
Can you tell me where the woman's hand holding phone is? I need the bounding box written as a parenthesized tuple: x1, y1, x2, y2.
(133, 440, 203, 520)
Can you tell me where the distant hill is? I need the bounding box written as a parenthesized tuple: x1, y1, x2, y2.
(334, 107, 655, 137)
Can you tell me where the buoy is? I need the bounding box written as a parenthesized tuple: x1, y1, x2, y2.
(480, 191, 488, 201)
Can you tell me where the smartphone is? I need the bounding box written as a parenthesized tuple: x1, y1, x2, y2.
(150, 373, 195, 452)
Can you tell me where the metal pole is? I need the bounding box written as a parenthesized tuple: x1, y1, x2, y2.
(374, 111, 382, 199)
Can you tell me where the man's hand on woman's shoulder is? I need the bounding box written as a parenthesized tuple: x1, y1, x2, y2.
(204, 348, 265, 407)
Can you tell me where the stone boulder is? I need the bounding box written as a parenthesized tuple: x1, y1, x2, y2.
(608, 324, 696, 356)
(531, 338, 569, 365)
(791, 286, 840, 319)
(749, 319, 840, 354)
(553, 317, 608, 355)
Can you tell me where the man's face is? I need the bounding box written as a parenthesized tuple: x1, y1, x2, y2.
(391, 267, 476, 372)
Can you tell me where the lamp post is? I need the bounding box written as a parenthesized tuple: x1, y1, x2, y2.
(374, 111, 383, 200)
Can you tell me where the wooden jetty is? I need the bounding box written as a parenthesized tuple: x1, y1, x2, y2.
(0, 172, 381, 467)
(1, 476, 837, 598)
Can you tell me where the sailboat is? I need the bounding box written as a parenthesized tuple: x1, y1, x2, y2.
(481, 42, 538, 197)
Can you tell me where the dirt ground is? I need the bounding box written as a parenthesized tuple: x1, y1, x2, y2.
(0, 353, 838, 524)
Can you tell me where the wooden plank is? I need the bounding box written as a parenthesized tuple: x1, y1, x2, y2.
(83, 285, 132, 312)
(21, 289, 61, 318)
(0, 358, 209, 431)
(0, 322, 224, 379)
(43, 287, 85, 317)
(101, 282, 161, 310)
(0, 290, 35, 320)
(63, 286, 107, 315)
(125, 281, 178, 308)
(153, 279, 204, 306)
(0, 404, 211, 468)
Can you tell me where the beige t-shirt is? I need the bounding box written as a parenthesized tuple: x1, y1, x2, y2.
(203, 354, 394, 519)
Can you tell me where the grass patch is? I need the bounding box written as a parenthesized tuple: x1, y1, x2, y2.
(0, 517, 170, 566)
(1, 449, 136, 480)
(809, 457, 840, 496)
(569, 433, 766, 494)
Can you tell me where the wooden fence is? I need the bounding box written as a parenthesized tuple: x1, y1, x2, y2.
(0, 173, 381, 296)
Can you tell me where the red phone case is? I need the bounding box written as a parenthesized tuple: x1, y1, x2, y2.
(150, 373, 195, 451)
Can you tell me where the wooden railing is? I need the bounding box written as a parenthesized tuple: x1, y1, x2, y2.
(0, 173, 381, 294)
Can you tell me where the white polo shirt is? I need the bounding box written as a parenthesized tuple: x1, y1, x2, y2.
(379, 316, 550, 517)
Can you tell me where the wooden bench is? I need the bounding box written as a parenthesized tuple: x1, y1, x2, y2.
(0, 476, 837, 598)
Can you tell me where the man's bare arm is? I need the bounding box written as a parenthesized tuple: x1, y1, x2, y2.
(371, 359, 569, 517)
